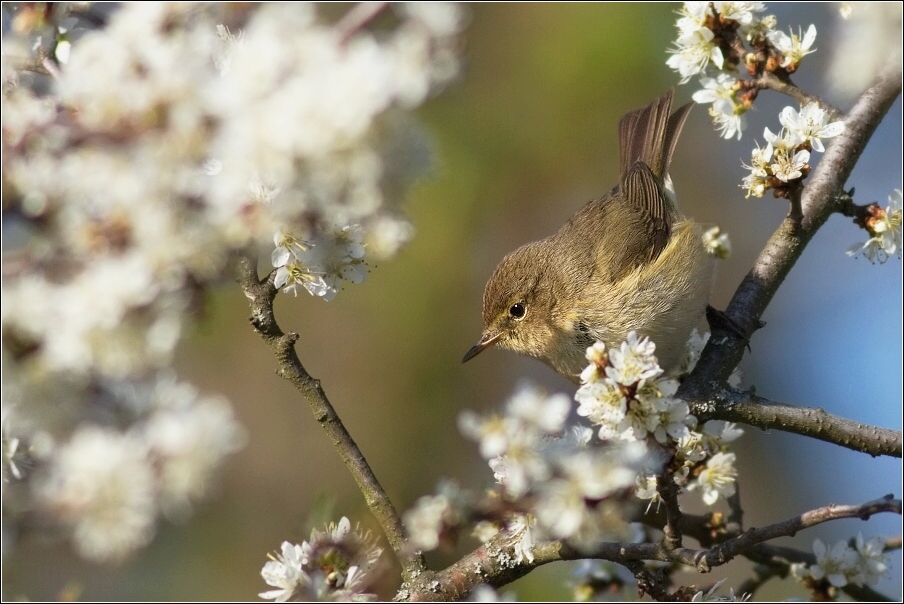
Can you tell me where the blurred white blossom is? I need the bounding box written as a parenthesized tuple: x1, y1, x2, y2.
(455, 382, 653, 552)
(402, 481, 471, 551)
(2, 1, 464, 563)
(27, 373, 245, 562)
(829, 3, 903, 99)
(702, 226, 732, 259)
(810, 538, 859, 587)
(459, 384, 568, 497)
(853, 532, 890, 585)
(38, 427, 157, 563)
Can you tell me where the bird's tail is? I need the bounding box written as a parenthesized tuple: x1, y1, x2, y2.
(617, 89, 693, 182)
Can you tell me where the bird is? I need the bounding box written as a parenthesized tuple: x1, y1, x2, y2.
(462, 89, 714, 383)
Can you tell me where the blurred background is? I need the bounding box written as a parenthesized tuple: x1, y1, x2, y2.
(3, 3, 901, 601)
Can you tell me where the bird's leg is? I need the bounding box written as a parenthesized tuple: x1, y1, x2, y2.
(705, 305, 763, 352)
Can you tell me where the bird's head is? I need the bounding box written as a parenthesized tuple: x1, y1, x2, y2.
(462, 243, 559, 365)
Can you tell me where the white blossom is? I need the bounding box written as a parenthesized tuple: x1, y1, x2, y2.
(779, 102, 845, 153)
(667, 27, 724, 83)
(260, 541, 308, 602)
(576, 332, 696, 445)
(260, 517, 382, 601)
(740, 141, 773, 198)
(606, 332, 661, 387)
(509, 514, 536, 564)
(689, 451, 738, 505)
(693, 75, 746, 140)
(691, 578, 751, 601)
(715, 2, 764, 24)
(770, 147, 810, 183)
(767, 24, 817, 69)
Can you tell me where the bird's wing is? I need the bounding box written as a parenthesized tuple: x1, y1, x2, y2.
(622, 160, 672, 263)
(614, 90, 694, 265)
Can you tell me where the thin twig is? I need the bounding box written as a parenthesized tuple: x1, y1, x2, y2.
(336, 2, 390, 45)
(234, 254, 426, 581)
(689, 388, 903, 458)
(725, 482, 744, 534)
(657, 464, 684, 551)
(695, 495, 901, 571)
(399, 496, 901, 600)
(623, 559, 671, 601)
(753, 71, 843, 121)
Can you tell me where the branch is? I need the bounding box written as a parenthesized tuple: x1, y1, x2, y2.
(234, 254, 426, 581)
(399, 496, 900, 600)
(680, 58, 903, 398)
(752, 71, 842, 121)
(657, 464, 684, 551)
(695, 495, 901, 572)
(741, 538, 901, 603)
(336, 2, 390, 44)
(690, 388, 903, 458)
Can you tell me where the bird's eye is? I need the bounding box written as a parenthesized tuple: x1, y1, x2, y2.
(509, 303, 526, 319)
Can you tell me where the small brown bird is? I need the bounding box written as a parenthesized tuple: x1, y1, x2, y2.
(463, 90, 714, 383)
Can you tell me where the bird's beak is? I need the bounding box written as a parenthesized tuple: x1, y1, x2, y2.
(462, 331, 503, 363)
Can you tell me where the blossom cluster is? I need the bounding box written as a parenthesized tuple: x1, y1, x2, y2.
(668, 3, 818, 140)
(790, 534, 890, 589)
(2, 2, 463, 563)
(575, 332, 695, 445)
(667, 2, 773, 83)
(576, 331, 744, 508)
(13, 373, 245, 562)
(847, 189, 903, 264)
(272, 226, 367, 300)
(741, 102, 844, 198)
(259, 517, 383, 602)
(403, 384, 653, 559)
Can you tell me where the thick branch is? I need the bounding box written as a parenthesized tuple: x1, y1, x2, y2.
(680, 60, 902, 398)
(234, 254, 426, 580)
(399, 497, 900, 600)
(690, 389, 903, 458)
